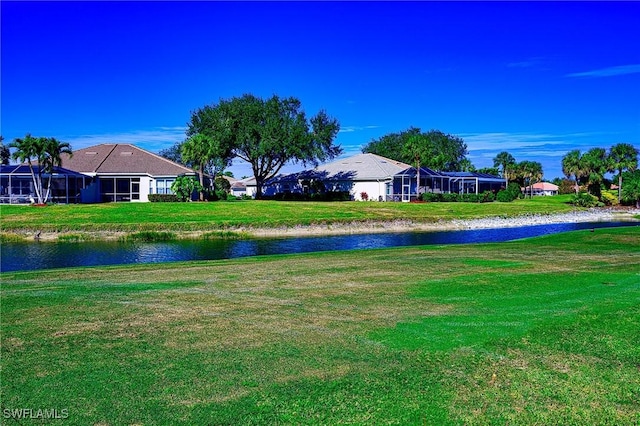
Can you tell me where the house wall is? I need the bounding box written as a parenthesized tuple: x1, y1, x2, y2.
(351, 181, 390, 201)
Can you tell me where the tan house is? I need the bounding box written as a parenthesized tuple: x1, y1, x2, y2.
(61, 144, 198, 202)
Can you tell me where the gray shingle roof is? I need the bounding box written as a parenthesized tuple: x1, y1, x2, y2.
(308, 153, 410, 181)
(61, 144, 196, 176)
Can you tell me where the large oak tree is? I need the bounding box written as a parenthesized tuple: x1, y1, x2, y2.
(188, 94, 341, 198)
(363, 128, 468, 171)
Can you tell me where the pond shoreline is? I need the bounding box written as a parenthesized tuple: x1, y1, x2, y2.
(5, 207, 639, 242)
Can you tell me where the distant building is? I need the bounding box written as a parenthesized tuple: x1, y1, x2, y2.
(256, 153, 410, 201)
(60, 144, 199, 202)
(255, 153, 505, 201)
(522, 182, 559, 196)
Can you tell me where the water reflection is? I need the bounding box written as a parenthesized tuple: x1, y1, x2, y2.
(1, 221, 637, 272)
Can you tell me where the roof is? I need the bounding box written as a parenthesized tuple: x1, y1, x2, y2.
(60, 144, 196, 176)
(317, 153, 410, 180)
(396, 166, 445, 178)
(525, 182, 559, 191)
(1, 164, 86, 177)
(441, 171, 505, 183)
(394, 168, 504, 182)
(264, 153, 410, 185)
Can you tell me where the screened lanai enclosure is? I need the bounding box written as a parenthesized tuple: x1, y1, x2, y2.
(0, 165, 91, 204)
(391, 167, 505, 201)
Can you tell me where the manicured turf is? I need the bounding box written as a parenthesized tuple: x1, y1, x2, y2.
(0, 195, 578, 234)
(1, 227, 638, 424)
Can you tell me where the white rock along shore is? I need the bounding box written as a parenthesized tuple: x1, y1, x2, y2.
(11, 207, 640, 241)
(246, 208, 640, 237)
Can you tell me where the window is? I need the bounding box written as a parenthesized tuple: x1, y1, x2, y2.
(155, 179, 175, 195)
(131, 178, 140, 200)
(100, 177, 141, 202)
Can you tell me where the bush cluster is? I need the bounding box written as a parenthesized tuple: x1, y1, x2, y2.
(496, 183, 523, 202)
(600, 191, 619, 206)
(570, 192, 603, 207)
(148, 194, 179, 202)
(421, 191, 496, 203)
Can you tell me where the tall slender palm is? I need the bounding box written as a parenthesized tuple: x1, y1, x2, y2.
(493, 151, 516, 187)
(42, 137, 73, 202)
(609, 143, 639, 202)
(9, 134, 72, 203)
(181, 133, 213, 200)
(402, 133, 430, 197)
(0, 135, 10, 165)
(561, 149, 583, 194)
(9, 134, 46, 203)
(582, 147, 609, 198)
(519, 160, 543, 198)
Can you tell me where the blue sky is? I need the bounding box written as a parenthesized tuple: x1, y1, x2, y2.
(2, 1, 639, 180)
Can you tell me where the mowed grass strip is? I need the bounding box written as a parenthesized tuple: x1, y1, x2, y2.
(0, 195, 578, 234)
(1, 227, 639, 424)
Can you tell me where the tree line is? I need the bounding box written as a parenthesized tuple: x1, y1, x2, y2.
(2, 92, 638, 205)
(361, 130, 544, 198)
(561, 143, 638, 203)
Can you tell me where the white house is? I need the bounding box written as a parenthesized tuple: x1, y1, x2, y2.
(256, 153, 410, 201)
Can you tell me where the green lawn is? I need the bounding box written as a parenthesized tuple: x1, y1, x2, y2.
(1, 227, 638, 424)
(0, 195, 578, 235)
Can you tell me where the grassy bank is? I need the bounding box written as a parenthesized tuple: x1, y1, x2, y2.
(0, 196, 578, 237)
(2, 227, 639, 424)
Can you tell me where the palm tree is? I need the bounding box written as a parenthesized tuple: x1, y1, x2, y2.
(0, 135, 10, 165)
(181, 133, 212, 200)
(493, 151, 516, 187)
(42, 137, 73, 202)
(582, 147, 609, 198)
(9, 134, 72, 204)
(609, 143, 639, 202)
(9, 134, 46, 203)
(402, 133, 430, 197)
(561, 149, 583, 194)
(519, 160, 543, 198)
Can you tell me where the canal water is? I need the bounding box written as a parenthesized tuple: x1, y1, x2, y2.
(1, 221, 637, 272)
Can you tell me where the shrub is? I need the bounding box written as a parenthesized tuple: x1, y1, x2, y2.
(442, 193, 459, 202)
(149, 194, 179, 202)
(570, 192, 603, 207)
(171, 176, 203, 202)
(482, 190, 496, 203)
(360, 192, 369, 201)
(557, 178, 577, 194)
(421, 192, 442, 202)
(496, 190, 513, 202)
(496, 183, 522, 202)
(600, 191, 619, 206)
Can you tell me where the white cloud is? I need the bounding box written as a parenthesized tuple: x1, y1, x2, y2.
(63, 127, 188, 153)
(460, 131, 621, 179)
(339, 125, 380, 133)
(565, 64, 640, 78)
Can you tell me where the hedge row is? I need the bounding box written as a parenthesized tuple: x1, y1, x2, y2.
(148, 194, 179, 202)
(421, 191, 496, 203)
